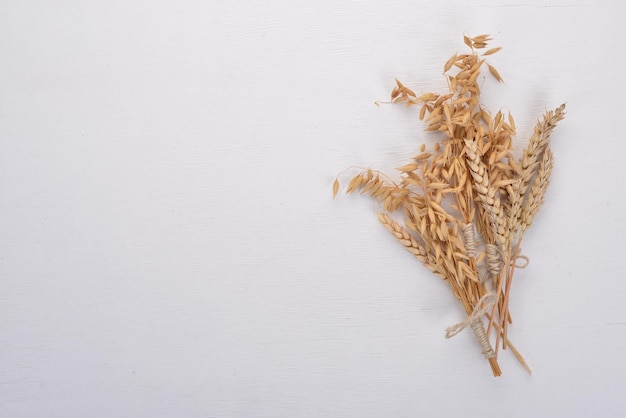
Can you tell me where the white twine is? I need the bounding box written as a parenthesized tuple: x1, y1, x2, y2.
(462, 223, 477, 258)
(486, 244, 504, 276)
(445, 293, 497, 359)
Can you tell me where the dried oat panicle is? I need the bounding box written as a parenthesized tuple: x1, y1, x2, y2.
(334, 34, 565, 377)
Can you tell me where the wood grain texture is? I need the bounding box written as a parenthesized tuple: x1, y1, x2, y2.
(1, 0, 626, 417)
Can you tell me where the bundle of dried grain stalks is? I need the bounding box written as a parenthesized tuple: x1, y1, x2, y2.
(333, 34, 565, 376)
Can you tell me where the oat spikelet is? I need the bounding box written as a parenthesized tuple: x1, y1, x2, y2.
(483, 47, 502, 56)
(332, 178, 339, 198)
(487, 64, 503, 82)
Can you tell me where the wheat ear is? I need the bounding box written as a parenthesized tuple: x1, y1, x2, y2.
(377, 213, 445, 279)
(519, 104, 565, 176)
(521, 147, 554, 232)
(464, 138, 507, 244)
(507, 104, 565, 235)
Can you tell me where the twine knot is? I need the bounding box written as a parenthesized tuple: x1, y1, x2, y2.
(514, 254, 529, 268)
(445, 293, 496, 359)
(462, 223, 477, 258)
(486, 244, 504, 275)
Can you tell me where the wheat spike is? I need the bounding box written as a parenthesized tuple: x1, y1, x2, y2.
(507, 104, 566, 236)
(464, 138, 507, 244)
(521, 147, 554, 232)
(377, 213, 446, 279)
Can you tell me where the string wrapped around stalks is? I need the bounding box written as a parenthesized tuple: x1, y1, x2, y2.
(334, 34, 565, 376)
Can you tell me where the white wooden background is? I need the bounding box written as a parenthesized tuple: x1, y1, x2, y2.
(1, 1, 625, 417)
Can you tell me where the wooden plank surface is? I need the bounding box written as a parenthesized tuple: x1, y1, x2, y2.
(1, 1, 625, 416)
